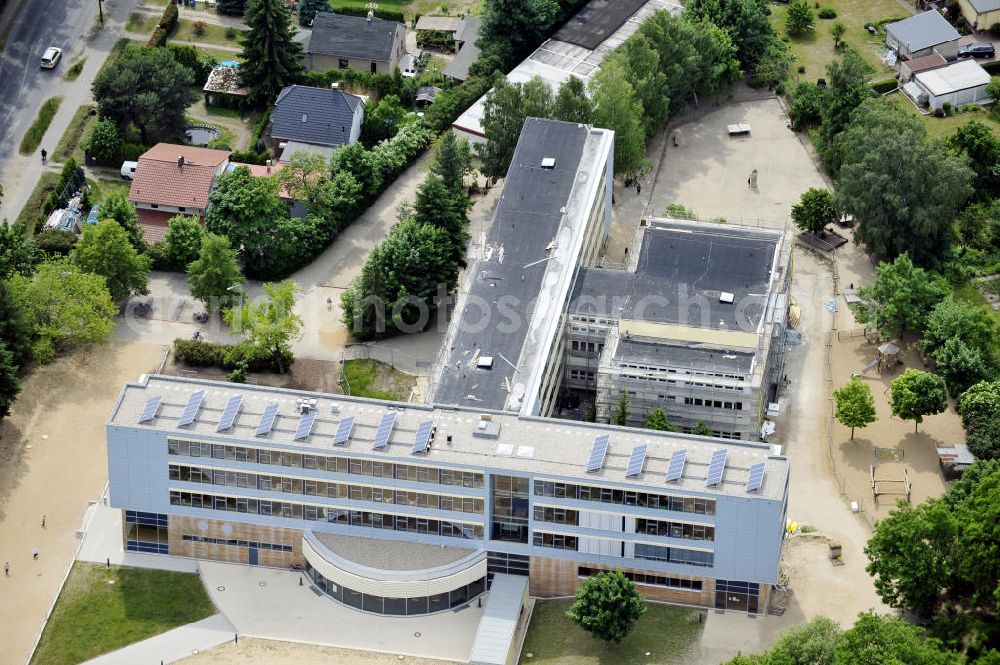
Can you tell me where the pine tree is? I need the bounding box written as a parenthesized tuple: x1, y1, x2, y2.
(239, 0, 304, 107)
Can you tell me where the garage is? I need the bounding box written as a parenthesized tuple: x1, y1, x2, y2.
(910, 59, 994, 109)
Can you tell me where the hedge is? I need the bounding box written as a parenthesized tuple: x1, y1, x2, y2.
(982, 60, 1000, 74)
(173, 338, 293, 373)
(329, 6, 405, 24)
(147, 2, 178, 48)
(871, 78, 898, 95)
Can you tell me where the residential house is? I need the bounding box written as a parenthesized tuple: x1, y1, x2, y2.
(127, 144, 231, 243)
(885, 11, 960, 60)
(443, 15, 482, 82)
(905, 58, 994, 109)
(957, 0, 1000, 32)
(267, 84, 365, 162)
(306, 12, 405, 74)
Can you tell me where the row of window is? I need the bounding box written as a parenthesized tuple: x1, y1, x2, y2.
(622, 376, 744, 392)
(634, 543, 714, 567)
(683, 397, 744, 411)
(578, 567, 704, 592)
(533, 481, 716, 516)
(635, 518, 714, 542)
(168, 490, 485, 540)
(168, 440, 485, 488)
(533, 531, 578, 550)
(569, 369, 596, 382)
(180, 534, 293, 552)
(621, 363, 746, 382)
(169, 464, 485, 514)
(570, 341, 605, 354)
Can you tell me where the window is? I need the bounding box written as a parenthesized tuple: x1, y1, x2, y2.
(370, 61, 377, 73)
(578, 567, 702, 592)
(125, 511, 169, 554)
(533, 532, 578, 550)
(491, 475, 529, 543)
(338, 58, 349, 69)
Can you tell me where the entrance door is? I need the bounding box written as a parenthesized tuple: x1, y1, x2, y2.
(248, 547, 259, 565)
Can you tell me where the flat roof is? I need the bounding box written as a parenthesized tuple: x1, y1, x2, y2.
(314, 532, 477, 570)
(452, 0, 681, 138)
(553, 0, 648, 49)
(615, 338, 756, 375)
(469, 573, 529, 665)
(110, 375, 789, 501)
(432, 118, 608, 412)
(916, 59, 991, 96)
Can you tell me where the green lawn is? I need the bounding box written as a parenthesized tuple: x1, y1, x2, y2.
(770, 0, 906, 82)
(519, 599, 705, 665)
(19, 97, 63, 155)
(126, 11, 159, 33)
(64, 58, 86, 81)
(30, 563, 215, 665)
(172, 18, 243, 47)
(88, 178, 131, 205)
(886, 93, 1000, 140)
(342, 359, 416, 401)
(53, 104, 98, 163)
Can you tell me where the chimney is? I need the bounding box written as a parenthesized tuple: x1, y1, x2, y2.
(366, 10, 373, 21)
(177, 155, 184, 168)
(265, 159, 272, 174)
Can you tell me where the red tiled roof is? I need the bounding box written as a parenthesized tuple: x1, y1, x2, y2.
(229, 162, 295, 200)
(136, 209, 204, 244)
(128, 143, 231, 210)
(906, 52, 948, 73)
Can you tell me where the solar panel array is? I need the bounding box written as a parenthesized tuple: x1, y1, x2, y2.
(586, 434, 610, 472)
(666, 448, 687, 482)
(255, 402, 279, 436)
(216, 395, 243, 432)
(373, 412, 396, 449)
(294, 410, 317, 440)
(332, 416, 355, 445)
(625, 444, 647, 477)
(177, 391, 205, 427)
(706, 449, 728, 486)
(138, 396, 162, 423)
(746, 462, 766, 492)
(412, 420, 434, 454)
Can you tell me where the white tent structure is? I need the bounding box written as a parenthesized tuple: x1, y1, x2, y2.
(911, 59, 993, 110)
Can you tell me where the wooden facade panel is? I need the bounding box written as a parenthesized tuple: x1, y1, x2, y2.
(167, 515, 305, 568)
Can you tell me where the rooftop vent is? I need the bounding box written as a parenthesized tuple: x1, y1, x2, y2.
(177, 155, 185, 168)
(540, 157, 556, 169)
(719, 292, 735, 304)
(477, 356, 494, 369)
(474, 415, 501, 439)
(367, 9, 374, 21)
(302, 113, 308, 123)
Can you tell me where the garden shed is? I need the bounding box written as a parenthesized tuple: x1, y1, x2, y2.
(912, 59, 993, 109)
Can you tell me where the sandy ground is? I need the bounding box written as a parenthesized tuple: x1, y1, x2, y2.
(0, 340, 166, 665)
(177, 637, 457, 665)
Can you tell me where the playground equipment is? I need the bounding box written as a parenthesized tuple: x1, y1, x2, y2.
(853, 342, 901, 377)
(870, 465, 911, 505)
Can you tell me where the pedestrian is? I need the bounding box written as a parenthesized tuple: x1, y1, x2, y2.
(234, 633, 239, 646)
(40, 148, 47, 163)
(41, 515, 46, 528)
(636, 182, 641, 195)
(4, 561, 9, 576)
(747, 173, 752, 188)
(106, 558, 111, 569)
(326, 297, 332, 311)
(32, 549, 38, 561)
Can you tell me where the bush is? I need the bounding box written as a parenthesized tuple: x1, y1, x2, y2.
(84, 116, 123, 165)
(173, 338, 226, 366)
(148, 27, 167, 48)
(172, 338, 292, 373)
(192, 20, 206, 36)
(225, 26, 237, 39)
(933, 107, 946, 117)
(167, 44, 215, 86)
(144, 242, 173, 271)
(333, 6, 405, 23)
(34, 228, 79, 255)
(798, 65, 806, 73)
(818, 7, 836, 18)
(871, 78, 898, 95)
(229, 147, 270, 164)
(942, 101, 953, 116)
(161, 2, 178, 32)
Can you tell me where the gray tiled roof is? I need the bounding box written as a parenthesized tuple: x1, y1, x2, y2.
(270, 85, 363, 148)
(443, 40, 481, 80)
(308, 11, 403, 62)
(886, 11, 960, 52)
(969, 0, 1000, 14)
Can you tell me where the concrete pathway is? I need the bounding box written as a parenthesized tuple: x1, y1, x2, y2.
(80, 614, 236, 665)
(77, 497, 199, 572)
(200, 560, 485, 661)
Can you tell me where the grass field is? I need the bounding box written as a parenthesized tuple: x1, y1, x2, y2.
(328, 0, 478, 19)
(770, 0, 907, 83)
(342, 359, 416, 401)
(173, 18, 243, 47)
(15, 171, 60, 231)
(519, 599, 705, 665)
(65, 58, 86, 81)
(29, 563, 215, 665)
(53, 104, 98, 163)
(885, 93, 1000, 139)
(19, 97, 63, 155)
(126, 11, 159, 33)
(87, 178, 131, 205)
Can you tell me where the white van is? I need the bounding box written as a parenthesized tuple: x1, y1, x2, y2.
(120, 161, 138, 180)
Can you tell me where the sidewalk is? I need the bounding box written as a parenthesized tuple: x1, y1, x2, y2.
(80, 614, 236, 665)
(77, 498, 199, 573)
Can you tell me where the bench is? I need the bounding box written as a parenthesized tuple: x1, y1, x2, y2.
(727, 123, 752, 136)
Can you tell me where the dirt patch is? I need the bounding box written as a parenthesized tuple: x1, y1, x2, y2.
(161, 357, 344, 394)
(177, 637, 458, 665)
(343, 359, 416, 401)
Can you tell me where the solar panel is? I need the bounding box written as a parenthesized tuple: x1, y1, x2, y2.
(373, 412, 396, 449)
(666, 448, 687, 482)
(138, 396, 162, 423)
(746, 462, 766, 492)
(255, 402, 279, 436)
(586, 434, 610, 472)
(625, 444, 647, 477)
(177, 391, 205, 427)
(706, 449, 728, 487)
(332, 417, 355, 445)
(293, 410, 317, 440)
(412, 419, 434, 454)
(216, 395, 243, 432)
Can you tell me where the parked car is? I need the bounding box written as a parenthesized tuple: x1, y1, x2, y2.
(120, 161, 138, 180)
(959, 42, 995, 59)
(40, 46, 62, 69)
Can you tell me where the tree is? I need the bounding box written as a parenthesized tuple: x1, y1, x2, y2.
(72, 219, 151, 304)
(478, 76, 541, 181)
(921, 297, 996, 362)
(8, 258, 116, 363)
(522, 76, 554, 119)
(590, 60, 648, 181)
(0, 281, 33, 369)
(819, 49, 874, 167)
(934, 338, 989, 398)
(836, 613, 962, 665)
(692, 421, 713, 436)
(566, 570, 646, 645)
(853, 254, 950, 338)
(363, 95, 407, 146)
(481, 0, 558, 54)
(786, 0, 814, 36)
(685, 0, 776, 66)
(239, 0, 304, 106)
(552, 76, 594, 125)
(890, 368, 947, 432)
(749, 36, 791, 89)
(225, 279, 301, 373)
(831, 21, 846, 48)
(275, 151, 329, 201)
(164, 215, 205, 269)
(612, 35, 668, 137)
(644, 408, 677, 432)
(791, 188, 835, 235)
(414, 175, 470, 265)
(722, 616, 842, 665)
(341, 220, 459, 339)
(0, 343, 21, 422)
(949, 120, 1000, 200)
(612, 392, 630, 426)
(83, 117, 123, 165)
(957, 381, 1000, 459)
(187, 233, 244, 312)
(98, 192, 146, 253)
(430, 131, 473, 194)
(216, 0, 246, 15)
(297, 0, 324, 25)
(835, 100, 973, 266)
(789, 82, 824, 130)
(956, 200, 1000, 251)
(834, 378, 877, 439)
(0, 221, 39, 279)
(986, 76, 1000, 106)
(91, 46, 197, 144)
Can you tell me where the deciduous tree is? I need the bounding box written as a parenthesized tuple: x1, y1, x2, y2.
(786, 0, 814, 36)
(0, 221, 39, 279)
(890, 368, 947, 432)
(831, 21, 846, 48)
(921, 297, 996, 361)
(362, 95, 407, 146)
(934, 338, 989, 398)
(414, 175, 470, 265)
(72, 219, 152, 303)
(819, 49, 874, 166)
(836, 613, 962, 665)
(613, 392, 630, 426)
(430, 131, 473, 194)
(949, 120, 1000, 200)
(552, 76, 594, 125)
(225, 279, 301, 373)
(791, 187, 835, 235)
(834, 377, 877, 439)
(187, 233, 243, 312)
(692, 421, 713, 436)
(84, 117, 123, 165)
(239, 0, 304, 106)
(0, 343, 21, 422)
(853, 254, 949, 338)
(685, 0, 775, 66)
(590, 60, 647, 181)
(481, 0, 558, 54)
(478, 76, 545, 181)
(98, 192, 146, 253)
(566, 570, 647, 645)
(0, 281, 33, 369)
(957, 380, 1000, 459)
(612, 35, 668, 137)
(163, 215, 204, 271)
(644, 408, 677, 432)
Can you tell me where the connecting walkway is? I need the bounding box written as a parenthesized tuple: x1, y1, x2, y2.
(80, 614, 236, 665)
